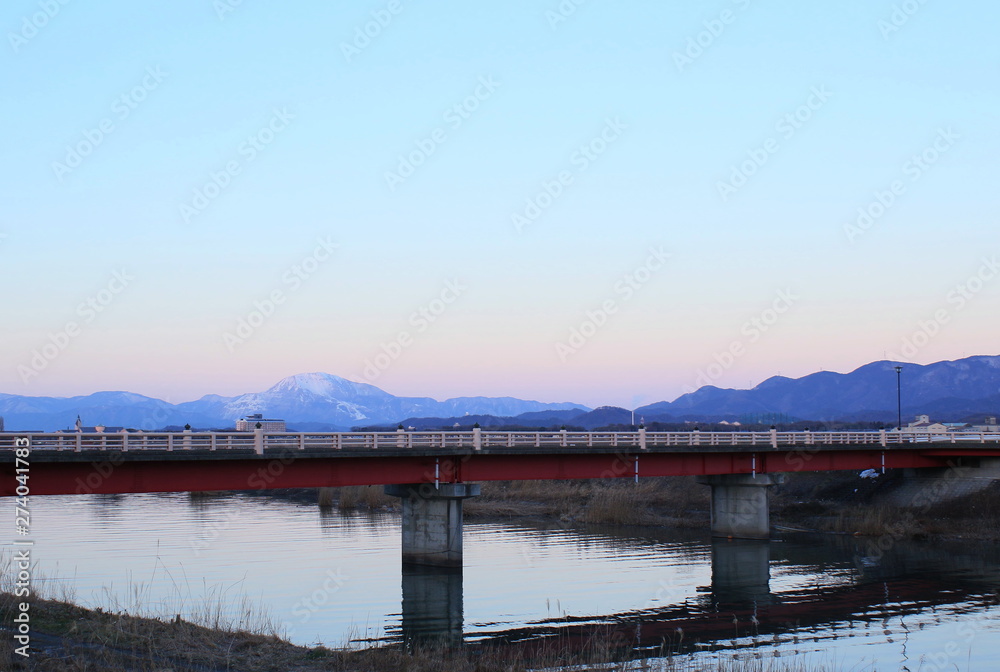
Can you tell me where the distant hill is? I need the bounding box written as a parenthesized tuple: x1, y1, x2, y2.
(635, 356, 1000, 423)
(1, 356, 997, 431)
(0, 373, 588, 432)
(375, 409, 589, 430)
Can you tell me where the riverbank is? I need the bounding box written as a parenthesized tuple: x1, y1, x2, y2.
(309, 471, 1000, 541)
(0, 591, 836, 671)
(8, 475, 998, 669)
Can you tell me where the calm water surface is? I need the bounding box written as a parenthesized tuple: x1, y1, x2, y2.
(18, 493, 1000, 670)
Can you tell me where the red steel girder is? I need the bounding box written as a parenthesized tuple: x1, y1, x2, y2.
(0, 447, 955, 497)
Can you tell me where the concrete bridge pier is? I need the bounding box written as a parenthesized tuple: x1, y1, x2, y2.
(385, 483, 481, 568)
(697, 474, 784, 539)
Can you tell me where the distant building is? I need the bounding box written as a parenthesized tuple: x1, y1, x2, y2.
(968, 416, 999, 432)
(904, 414, 947, 433)
(236, 413, 286, 432)
(54, 415, 131, 434)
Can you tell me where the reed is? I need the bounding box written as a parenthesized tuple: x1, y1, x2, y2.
(466, 477, 710, 527)
(338, 485, 360, 510)
(317, 486, 336, 507)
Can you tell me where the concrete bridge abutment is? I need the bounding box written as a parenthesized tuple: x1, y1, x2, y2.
(697, 473, 784, 539)
(385, 483, 481, 568)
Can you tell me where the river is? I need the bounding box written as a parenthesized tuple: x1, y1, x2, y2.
(19, 492, 1000, 670)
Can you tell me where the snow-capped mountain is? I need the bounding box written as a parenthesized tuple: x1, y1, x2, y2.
(0, 373, 588, 431)
(176, 373, 587, 428)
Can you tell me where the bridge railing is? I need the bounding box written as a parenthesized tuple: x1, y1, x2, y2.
(1, 430, 998, 453)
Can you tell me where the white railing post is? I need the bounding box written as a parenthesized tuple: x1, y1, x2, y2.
(122, 433, 129, 452)
(638, 427, 647, 450)
(473, 427, 481, 451)
(879, 429, 886, 447)
(253, 428, 263, 455)
(167, 434, 174, 452)
(560, 429, 567, 447)
(75, 434, 82, 452)
(770, 427, 778, 449)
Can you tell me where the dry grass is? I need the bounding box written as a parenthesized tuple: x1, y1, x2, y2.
(0, 591, 838, 671)
(466, 477, 710, 528)
(334, 485, 396, 511)
(772, 474, 1000, 540)
(317, 487, 336, 507)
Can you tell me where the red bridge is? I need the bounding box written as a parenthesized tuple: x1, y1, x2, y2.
(4, 429, 999, 565)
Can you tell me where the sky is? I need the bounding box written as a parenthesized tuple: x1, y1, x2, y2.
(3, 0, 998, 409)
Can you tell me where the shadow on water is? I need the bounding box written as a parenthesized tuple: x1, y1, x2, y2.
(389, 524, 1000, 663)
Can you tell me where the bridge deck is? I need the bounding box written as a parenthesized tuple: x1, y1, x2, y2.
(2, 431, 999, 496)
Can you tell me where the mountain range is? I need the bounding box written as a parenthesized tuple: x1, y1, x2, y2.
(634, 355, 1000, 423)
(1, 356, 998, 432)
(0, 373, 586, 432)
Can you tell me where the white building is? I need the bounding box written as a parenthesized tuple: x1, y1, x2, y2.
(904, 414, 947, 433)
(236, 413, 286, 431)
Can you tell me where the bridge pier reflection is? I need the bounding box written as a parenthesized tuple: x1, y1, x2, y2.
(400, 565, 464, 648)
(710, 538, 773, 605)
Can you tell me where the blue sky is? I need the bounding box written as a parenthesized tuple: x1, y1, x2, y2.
(3, 0, 998, 408)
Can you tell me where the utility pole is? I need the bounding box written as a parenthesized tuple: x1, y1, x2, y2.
(894, 366, 903, 431)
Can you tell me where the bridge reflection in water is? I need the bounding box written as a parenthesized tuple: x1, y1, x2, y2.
(393, 532, 1000, 660)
